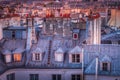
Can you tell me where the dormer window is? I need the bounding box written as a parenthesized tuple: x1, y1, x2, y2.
(72, 54, 80, 63)
(69, 46, 83, 63)
(32, 48, 43, 61)
(55, 48, 64, 62)
(100, 55, 111, 71)
(33, 53, 42, 61)
(14, 53, 21, 62)
(3, 50, 12, 63)
(102, 62, 108, 71)
(13, 48, 24, 62)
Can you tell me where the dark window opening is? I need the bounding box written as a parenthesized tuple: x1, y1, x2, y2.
(71, 74, 81, 80)
(12, 31, 15, 39)
(72, 54, 80, 63)
(102, 63, 108, 71)
(52, 74, 61, 80)
(7, 73, 15, 80)
(30, 74, 39, 80)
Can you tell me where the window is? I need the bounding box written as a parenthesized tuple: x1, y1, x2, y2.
(7, 73, 15, 80)
(52, 74, 61, 80)
(35, 53, 40, 60)
(72, 54, 80, 63)
(33, 53, 41, 61)
(14, 54, 21, 62)
(30, 74, 39, 80)
(55, 54, 63, 62)
(12, 31, 15, 38)
(71, 74, 81, 80)
(102, 63, 108, 71)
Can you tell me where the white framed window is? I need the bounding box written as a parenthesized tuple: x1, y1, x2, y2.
(32, 53, 42, 61)
(71, 54, 80, 63)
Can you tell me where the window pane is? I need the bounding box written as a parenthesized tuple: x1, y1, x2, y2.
(103, 63, 108, 71)
(52, 75, 56, 80)
(76, 54, 80, 59)
(30, 74, 39, 80)
(71, 75, 75, 80)
(7, 73, 15, 80)
(58, 75, 61, 80)
(72, 55, 75, 62)
(14, 54, 21, 62)
(76, 58, 80, 62)
(35, 74, 38, 80)
(77, 75, 81, 80)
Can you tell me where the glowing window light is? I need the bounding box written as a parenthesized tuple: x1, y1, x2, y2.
(14, 54, 21, 62)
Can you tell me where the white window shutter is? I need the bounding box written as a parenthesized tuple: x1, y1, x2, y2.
(40, 53, 42, 61)
(80, 54, 82, 63)
(108, 63, 111, 71)
(5, 54, 12, 63)
(69, 54, 72, 63)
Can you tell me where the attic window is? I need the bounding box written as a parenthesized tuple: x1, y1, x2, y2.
(55, 53, 63, 62)
(102, 62, 108, 71)
(32, 53, 42, 61)
(72, 54, 80, 63)
(14, 54, 21, 62)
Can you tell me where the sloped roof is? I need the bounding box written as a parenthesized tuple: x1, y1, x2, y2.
(100, 55, 112, 62)
(32, 47, 43, 53)
(85, 58, 96, 74)
(2, 49, 12, 55)
(13, 48, 25, 53)
(55, 48, 64, 53)
(102, 30, 120, 40)
(69, 46, 82, 54)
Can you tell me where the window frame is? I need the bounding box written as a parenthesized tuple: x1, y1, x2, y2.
(71, 74, 81, 80)
(102, 62, 108, 71)
(7, 73, 15, 80)
(29, 74, 39, 80)
(32, 53, 41, 61)
(52, 74, 61, 80)
(13, 53, 22, 62)
(71, 54, 80, 63)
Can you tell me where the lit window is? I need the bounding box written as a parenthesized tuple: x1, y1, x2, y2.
(55, 54, 63, 62)
(72, 54, 80, 63)
(30, 74, 39, 80)
(33, 53, 41, 61)
(7, 73, 15, 80)
(71, 74, 81, 80)
(5, 54, 12, 63)
(52, 74, 61, 80)
(102, 62, 108, 71)
(14, 54, 21, 62)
